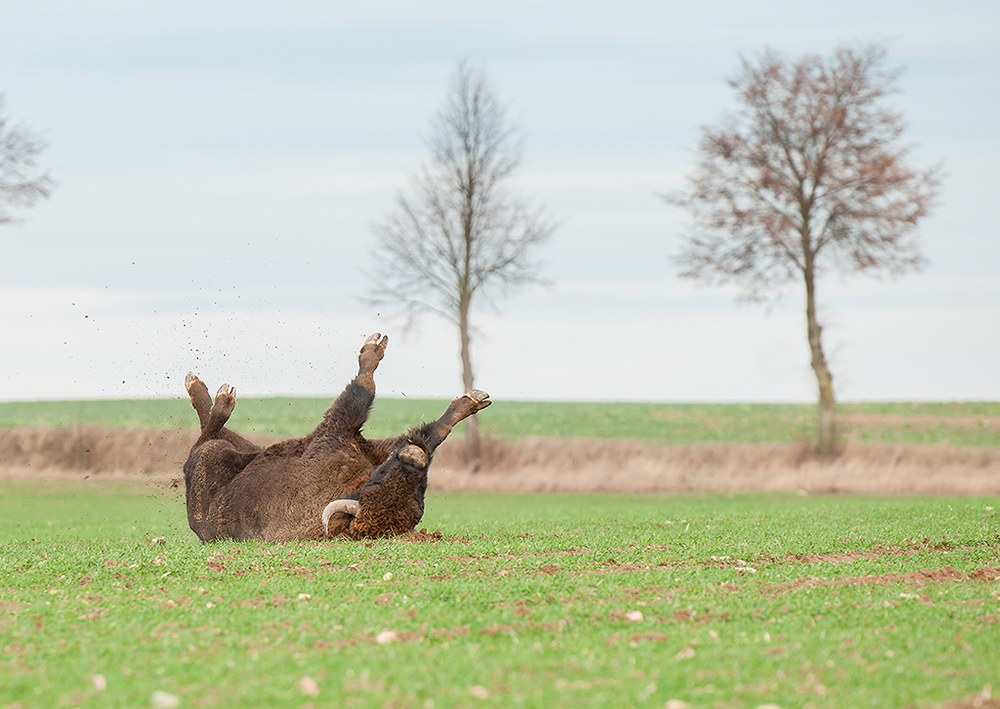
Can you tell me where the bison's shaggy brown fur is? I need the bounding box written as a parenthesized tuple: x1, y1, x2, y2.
(182, 334, 490, 542)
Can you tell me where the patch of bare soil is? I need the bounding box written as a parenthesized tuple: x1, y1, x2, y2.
(391, 528, 445, 543)
(906, 697, 1000, 709)
(2, 426, 1000, 494)
(763, 566, 1000, 597)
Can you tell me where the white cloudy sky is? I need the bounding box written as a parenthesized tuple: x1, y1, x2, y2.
(1, 1, 997, 403)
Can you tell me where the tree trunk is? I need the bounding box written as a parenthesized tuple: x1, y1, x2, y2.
(458, 300, 481, 466)
(803, 265, 837, 457)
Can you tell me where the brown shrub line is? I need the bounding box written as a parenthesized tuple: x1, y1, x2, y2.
(0, 425, 199, 480)
(432, 436, 1000, 495)
(2, 426, 1000, 495)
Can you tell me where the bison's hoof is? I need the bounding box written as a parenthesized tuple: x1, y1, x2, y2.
(399, 444, 427, 468)
(464, 390, 491, 413)
(185, 372, 205, 394)
(362, 332, 389, 353)
(359, 333, 389, 371)
(212, 384, 237, 417)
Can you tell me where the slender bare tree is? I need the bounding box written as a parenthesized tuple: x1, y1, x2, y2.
(0, 95, 53, 228)
(369, 63, 554, 463)
(665, 43, 940, 456)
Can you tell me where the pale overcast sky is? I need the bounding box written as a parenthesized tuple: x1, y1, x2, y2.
(1, 1, 997, 403)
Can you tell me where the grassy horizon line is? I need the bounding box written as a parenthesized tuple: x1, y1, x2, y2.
(0, 398, 997, 447)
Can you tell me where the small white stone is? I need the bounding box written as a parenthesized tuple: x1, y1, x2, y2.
(625, 610, 644, 622)
(470, 685, 489, 699)
(151, 690, 181, 709)
(375, 630, 398, 645)
(91, 674, 107, 691)
(297, 676, 320, 696)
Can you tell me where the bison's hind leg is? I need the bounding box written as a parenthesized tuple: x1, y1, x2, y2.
(186, 372, 213, 429)
(205, 384, 237, 436)
(184, 439, 259, 542)
(187, 373, 237, 437)
(187, 376, 246, 448)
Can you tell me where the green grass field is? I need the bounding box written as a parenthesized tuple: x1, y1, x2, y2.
(1, 398, 998, 447)
(2, 484, 998, 708)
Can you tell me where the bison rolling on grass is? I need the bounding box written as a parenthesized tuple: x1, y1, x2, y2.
(182, 333, 491, 541)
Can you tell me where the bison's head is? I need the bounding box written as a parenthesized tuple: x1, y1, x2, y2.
(322, 443, 428, 539)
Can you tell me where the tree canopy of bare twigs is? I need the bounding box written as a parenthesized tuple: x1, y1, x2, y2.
(369, 63, 555, 463)
(665, 42, 941, 456)
(0, 96, 53, 228)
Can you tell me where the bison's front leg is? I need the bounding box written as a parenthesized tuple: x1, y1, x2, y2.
(304, 334, 388, 460)
(365, 389, 492, 461)
(424, 390, 492, 449)
(356, 332, 388, 392)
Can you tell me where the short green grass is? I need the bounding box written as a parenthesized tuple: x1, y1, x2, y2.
(2, 398, 998, 446)
(2, 484, 998, 708)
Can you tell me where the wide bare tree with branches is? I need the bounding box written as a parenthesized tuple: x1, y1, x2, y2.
(369, 63, 554, 463)
(0, 95, 53, 228)
(665, 43, 940, 456)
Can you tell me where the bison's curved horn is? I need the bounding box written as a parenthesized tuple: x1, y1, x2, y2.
(322, 499, 360, 536)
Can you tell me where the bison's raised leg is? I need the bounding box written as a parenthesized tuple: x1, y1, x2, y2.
(367, 389, 492, 459)
(423, 390, 492, 449)
(185, 373, 259, 454)
(186, 372, 214, 429)
(202, 384, 236, 440)
(183, 376, 261, 542)
(303, 333, 388, 459)
(356, 332, 388, 392)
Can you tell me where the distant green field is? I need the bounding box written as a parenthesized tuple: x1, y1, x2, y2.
(1, 397, 998, 447)
(1, 484, 998, 708)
